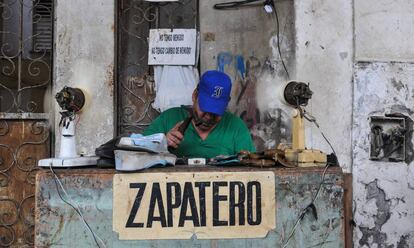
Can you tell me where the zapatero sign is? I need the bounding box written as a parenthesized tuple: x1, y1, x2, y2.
(113, 172, 276, 240)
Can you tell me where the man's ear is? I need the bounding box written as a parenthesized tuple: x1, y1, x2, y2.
(192, 89, 197, 103)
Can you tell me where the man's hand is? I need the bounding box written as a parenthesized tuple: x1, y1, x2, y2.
(166, 121, 184, 148)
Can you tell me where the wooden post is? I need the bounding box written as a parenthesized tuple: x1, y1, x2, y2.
(292, 109, 305, 150)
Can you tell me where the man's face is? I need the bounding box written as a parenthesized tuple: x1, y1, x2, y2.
(192, 99, 222, 132)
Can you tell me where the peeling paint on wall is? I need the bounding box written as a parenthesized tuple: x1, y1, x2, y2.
(105, 64, 114, 98)
(358, 180, 391, 247)
(353, 62, 414, 247)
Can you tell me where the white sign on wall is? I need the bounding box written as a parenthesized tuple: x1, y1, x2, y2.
(148, 29, 197, 65)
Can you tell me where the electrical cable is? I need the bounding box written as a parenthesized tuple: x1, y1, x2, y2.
(213, 0, 262, 9)
(377, 141, 403, 160)
(303, 110, 338, 157)
(268, 0, 290, 79)
(49, 164, 107, 248)
(282, 162, 330, 248)
(281, 110, 339, 248)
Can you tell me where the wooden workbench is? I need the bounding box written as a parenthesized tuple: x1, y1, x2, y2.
(35, 166, 352, 247)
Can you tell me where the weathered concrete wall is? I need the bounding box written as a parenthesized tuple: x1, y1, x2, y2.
(200, 0, 295, 151)
(353, 0, 414, 246)
(353, 62, 414, 247)
(54, 0, 114, 155)
(294, 0, 354, 172)
(355, 0, 414, 62)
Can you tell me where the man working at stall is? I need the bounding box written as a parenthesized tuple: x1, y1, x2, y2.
(143, 70, 256, 159)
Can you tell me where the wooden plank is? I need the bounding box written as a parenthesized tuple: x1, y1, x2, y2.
(343, 173, 353, 248)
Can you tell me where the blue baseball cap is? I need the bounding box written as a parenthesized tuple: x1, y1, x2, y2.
(197, 70, 232, 116)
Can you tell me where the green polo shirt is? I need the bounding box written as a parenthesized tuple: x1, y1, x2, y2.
(143, 107, 256, 159)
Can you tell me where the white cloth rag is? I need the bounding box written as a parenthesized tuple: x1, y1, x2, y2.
(152, 65, 199, 112)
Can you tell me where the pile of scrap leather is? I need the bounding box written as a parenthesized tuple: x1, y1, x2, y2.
(238, 149, 296, 168)
(208, 149, 296, 168)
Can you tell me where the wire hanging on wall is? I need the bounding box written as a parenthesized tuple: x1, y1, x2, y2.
(214, 0, 263, 9)
(213, 0, 290, 79)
